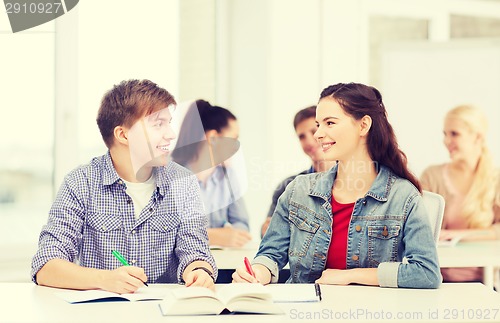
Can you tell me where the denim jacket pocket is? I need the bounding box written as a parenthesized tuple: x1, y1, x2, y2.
(288, 205, 320, 257)
(367, 225, 401, 267)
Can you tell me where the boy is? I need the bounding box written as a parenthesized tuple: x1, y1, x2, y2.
(31, 79, 216, 293)
(260, 106, 335, 237)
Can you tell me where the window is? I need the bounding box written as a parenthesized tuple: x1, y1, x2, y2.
(0, 24, 55, 281)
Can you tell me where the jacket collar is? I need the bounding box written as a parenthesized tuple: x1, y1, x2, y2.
(309, 163, 395, 202)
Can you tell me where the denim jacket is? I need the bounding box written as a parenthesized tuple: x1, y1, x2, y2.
(254, 164, 442, 288)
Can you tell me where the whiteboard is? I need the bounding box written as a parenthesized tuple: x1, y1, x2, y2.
(380, 39, 500, 178)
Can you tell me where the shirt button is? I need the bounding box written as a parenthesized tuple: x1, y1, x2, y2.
(131, 230, 136, 234)
(352, 255, 359, 261)
(101, 225, 107, 230)
(355, 225, 361, 232)
(131, 260, 137, 264)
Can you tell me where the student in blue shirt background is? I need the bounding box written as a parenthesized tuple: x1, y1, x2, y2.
(172, 100, 251, 248)
(31, 80, 217, 293)
(233, 82, 442, 289)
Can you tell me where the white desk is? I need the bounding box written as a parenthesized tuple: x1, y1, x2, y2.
(1, 283, 499, 322)
(438, 241, 500, 289)
(212, 241, 500, 288)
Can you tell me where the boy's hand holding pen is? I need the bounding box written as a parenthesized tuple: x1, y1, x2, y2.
(112, 250, 149, 287)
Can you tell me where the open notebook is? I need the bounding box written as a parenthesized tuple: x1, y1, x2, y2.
(437, 232, 481, 247)
(56, 287, 168, 303)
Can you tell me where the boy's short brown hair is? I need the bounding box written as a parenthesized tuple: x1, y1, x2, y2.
(293, 105, 316, 130)
(97, 79, 176, 148)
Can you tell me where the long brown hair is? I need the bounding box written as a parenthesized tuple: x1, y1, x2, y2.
(319, 83, 421, 192)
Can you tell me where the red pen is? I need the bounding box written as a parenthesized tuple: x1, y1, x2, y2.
(244, 257, 256, 278)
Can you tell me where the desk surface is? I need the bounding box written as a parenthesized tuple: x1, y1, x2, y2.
(212, 240, 500, 269)
(1, 283, 499, 323)
(437, 240, 500, 268)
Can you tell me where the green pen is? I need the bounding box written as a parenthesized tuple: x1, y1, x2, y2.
(112, 250, 148, 286)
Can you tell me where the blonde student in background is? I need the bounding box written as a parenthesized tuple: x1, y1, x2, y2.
(420, 105, 500, 283)
(233, 82, 441, 288)
(260, 106, 336, 238)
(31, 80, 216, 293)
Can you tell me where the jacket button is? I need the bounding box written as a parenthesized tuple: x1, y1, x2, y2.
(352, 255, 359, 261)
(355, 225, 361, 232)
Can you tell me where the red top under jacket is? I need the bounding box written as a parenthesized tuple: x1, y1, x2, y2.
(326, 196, 355, 269)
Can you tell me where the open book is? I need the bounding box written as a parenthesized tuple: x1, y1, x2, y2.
(438, 235, 463, 247)
(159, 283, 284, 315)
(56, 287, 168, 303)
(438, 232, 478, 247)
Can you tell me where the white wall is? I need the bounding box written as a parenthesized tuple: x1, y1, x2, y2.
(381, 40, 500, 177)
(224, 0, 370, 238)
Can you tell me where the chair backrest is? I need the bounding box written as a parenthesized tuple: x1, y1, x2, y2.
(421, 190, 445, 243)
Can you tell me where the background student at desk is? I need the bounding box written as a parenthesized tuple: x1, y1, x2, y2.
(421, 104, 500, 283)
(260, 106, 336, 238)
(171, 99, 251, 248)
(233, 82, 441, 289)
(31, 80, 217, 293)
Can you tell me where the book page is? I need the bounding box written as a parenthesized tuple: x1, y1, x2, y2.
(159, 285, 284, 315)
(438, 236, 462, 247)
(122, 287, 169, 301)
(56, 290, 124, 303)
(226, 298, 284, 315)
(438, 232, 475, 247)
(170, 286, 218, 300)
(160, 288, 225, 315)
(217, 283, 272, 305)
(266, 284, 320, 303)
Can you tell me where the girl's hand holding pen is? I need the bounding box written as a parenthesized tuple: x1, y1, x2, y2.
(232, 261, 272, 284)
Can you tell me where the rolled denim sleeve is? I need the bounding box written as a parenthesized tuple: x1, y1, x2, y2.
(378, 262, 401, 287)
(176, 176, 218, 282)
(252, 255, 279, 283)
(392, 193, 442, 289)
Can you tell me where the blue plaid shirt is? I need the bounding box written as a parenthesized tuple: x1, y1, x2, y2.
(31, 152, 217, 284)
